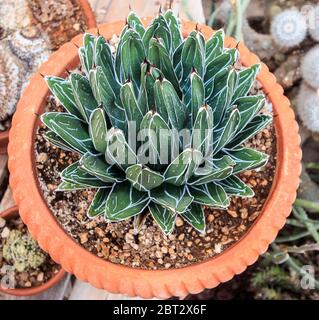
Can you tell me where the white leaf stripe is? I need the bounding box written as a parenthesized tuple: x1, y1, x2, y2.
(41, 112, 95, 154)
(150, 185, 194, 214)
(190, 183, 229, 207)
(87, 188, 112, 218)
(149, 203, 176, 235)
(105, 182, 149, 221)
(181, 204, 205, 233)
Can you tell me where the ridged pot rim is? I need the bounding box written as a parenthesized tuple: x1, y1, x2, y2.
(8, 19, 302, 299)
(0, 206, 66, 297)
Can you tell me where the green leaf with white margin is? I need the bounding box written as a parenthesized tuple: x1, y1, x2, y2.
(95, 66, 126, 131)
(188, 156, 234, 185)
(181, 204, 206, 233)
(181, 30, 206, 84)
(154, 79, 187, 130)
(218, 176, 254, 197)
(164, 148, 203, 186)
(232, 64, 261, 103)
(172, 41, 184, 79)
(142, 20, 160, 55)
(105, 181, 149, 221)
(138, 63, 163, 111)
(189, 183, 230, 207)
(223, 147, 269, 174)
(127, 11, 145, 38)
(79, 33, 95, 76)
(206, 29, 224, 64)
(126, 164, 165, 192)
(105, 128, 137, 170)
(187, 71, 205, 122)
(149, 203, 176, 235)
(45, 77, 82, 119)
(120, 30, 145, 86)
(94, 36, 117, 84)
(151, 14, 172, 53)
(194, 155, 235, 176)
(80, 153, 124, 183)
(89, 108, 108, 154)
(41, 112, 95, 154)
(164, 10, 182, 51)
(235, 96, 265, 132)
(61, 162, 106, 187)
(120, 81, 146, 130)
(148, 38, 181, 97)
(89, 69, 101, 105)
(192, 105, 214, 157)
(227, 114, 272, 149)
(44, 131, 79, 154)
(70, 73, 98, 122)
(209, 69, 239, 126)
(213, 109, 241, 154)
(57, 181, 90, 191)
(138, 110, 173, 168)
(150, 184, 194, 214)
(204, 48, 238, 94)
(88, 187, 112, 218)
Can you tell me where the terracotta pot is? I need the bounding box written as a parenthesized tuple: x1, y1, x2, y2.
(0, 206, 66, 297)
(0, 0, 96, 156)
(76, 0, 97, 29)
(8, 19, 302, 299)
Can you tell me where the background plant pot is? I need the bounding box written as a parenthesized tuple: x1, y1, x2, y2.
(0, 131, 9, 155)
(8, 19, 302, 299)
(76, 0, 97, 29)
(0, 206, 66, 297)
(0, 0, 96, 157)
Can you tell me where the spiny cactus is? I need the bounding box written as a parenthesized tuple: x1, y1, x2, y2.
(3, 229, 46, 272)
(297, 82, 319, 133)
(309, 5, 319, 42)
(301, 45, 319, 90)
(41, 11, 271, 235)
(270, 9, 307, 49)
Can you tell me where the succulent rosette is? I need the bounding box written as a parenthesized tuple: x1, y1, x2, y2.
(41, 11, 271, 235)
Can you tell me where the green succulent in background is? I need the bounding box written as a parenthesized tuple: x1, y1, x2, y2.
(41, 10, 272, 235)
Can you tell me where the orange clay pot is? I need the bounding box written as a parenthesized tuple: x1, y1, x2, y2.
(0, 0, 96, 156)
(0, 206, 66, 297)
(8, 19, 302, 299)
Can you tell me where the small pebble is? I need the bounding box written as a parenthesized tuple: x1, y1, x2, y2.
(1, 227, 10, 238)
(0, 217, 6, 228)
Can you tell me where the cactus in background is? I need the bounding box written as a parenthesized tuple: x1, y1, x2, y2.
(270, 9, 307, 49)
(301, 46, 319, 90)
(41, 11, 271, 235)
(3, 229, 46, 272)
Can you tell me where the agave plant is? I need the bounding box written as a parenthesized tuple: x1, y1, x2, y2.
(41, 10, 272, 235)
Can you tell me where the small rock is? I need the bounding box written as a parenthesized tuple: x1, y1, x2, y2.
(37, 272, 44, 282)
(1, 227, 10, 238)
(214, 243, 223, 254)
(161, 246, 168, 254)
(178, 233, 185, 241)
(175, 217, 184, 227)
(79, 232, 88, 244)
(25, 281, 32, 288)
(37, 152, 48, 164)
(227, 210, 238, 218)
(155, 250, 163, 259)
(0, 217, 6, 228)
(207, 214, 215, 223)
